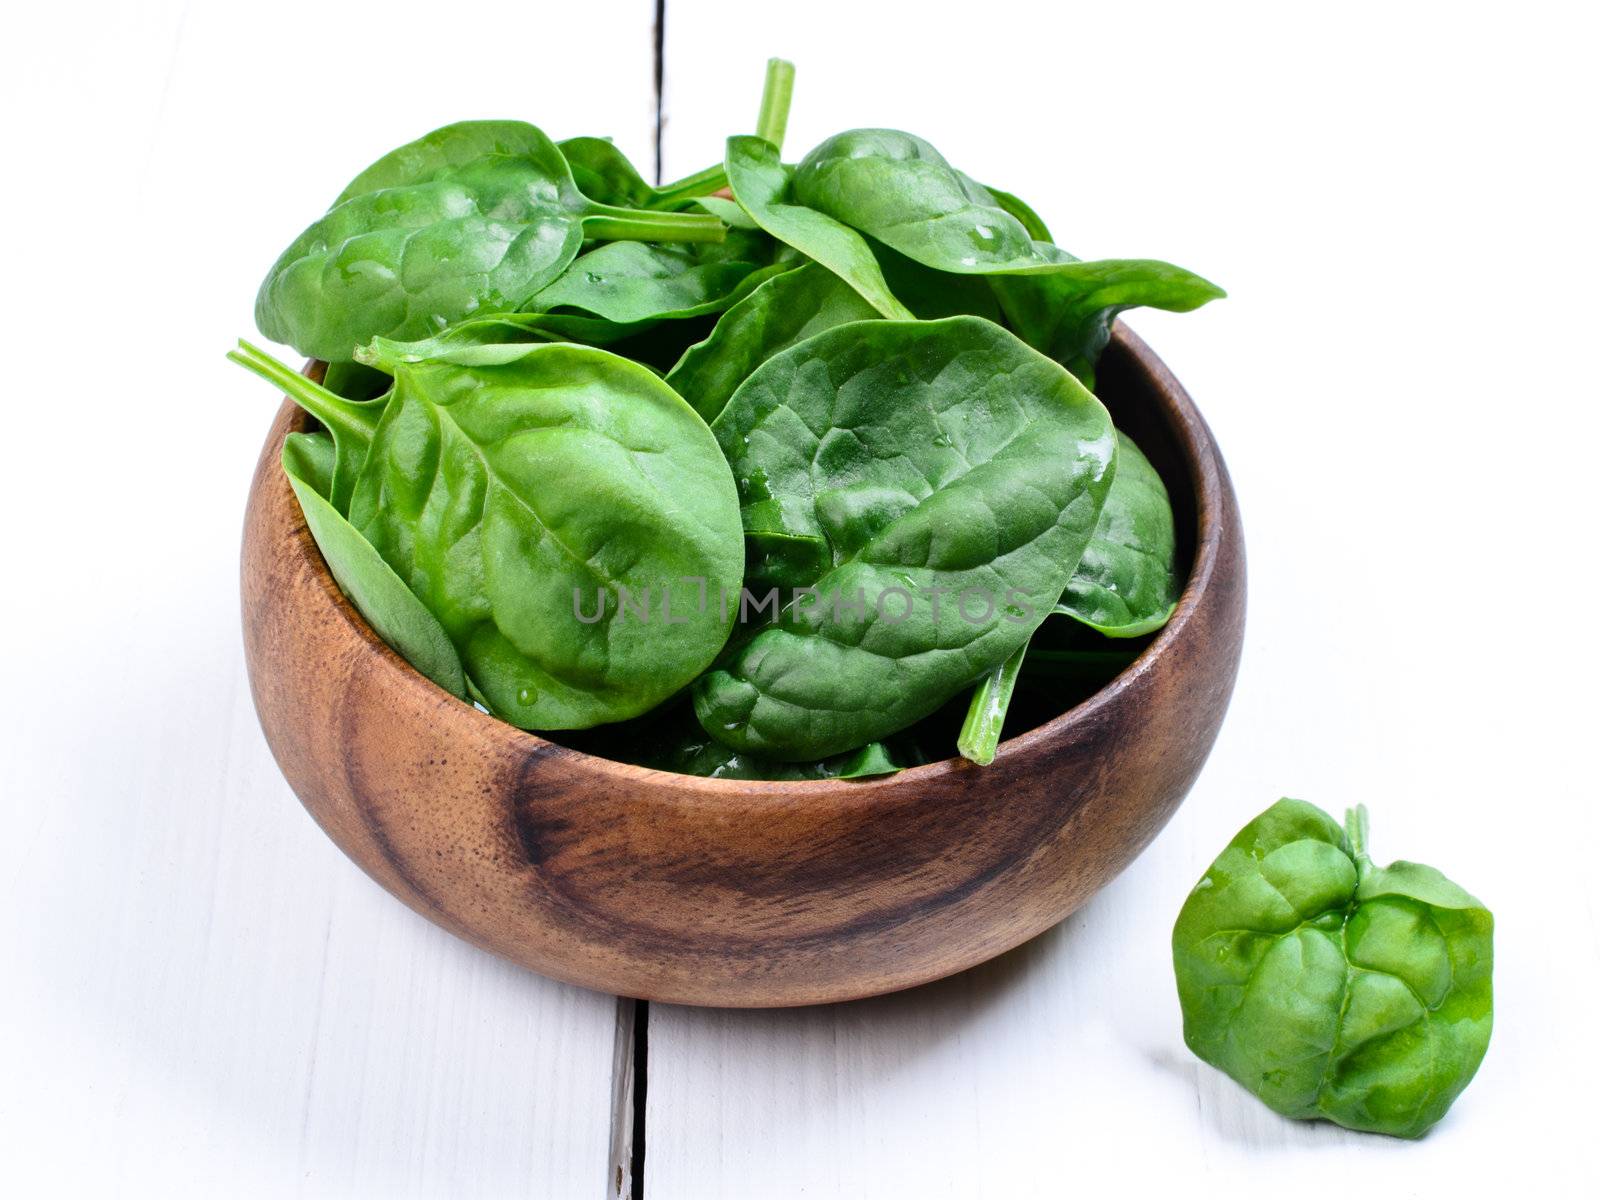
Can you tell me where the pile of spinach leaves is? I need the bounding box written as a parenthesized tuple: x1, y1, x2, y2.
(233, 58, 1223, 778)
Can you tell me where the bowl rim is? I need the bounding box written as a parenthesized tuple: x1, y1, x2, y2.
(276, 323, 1220, 794)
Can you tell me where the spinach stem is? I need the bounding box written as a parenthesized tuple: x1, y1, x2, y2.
(652, 163, 729, 207)
(958, 645, 1026, 766)
(755, 58, 796, 151)
(227, 339, 381, 448)
(1344, 804, 1371, 862)
(583, 203, 727, 243)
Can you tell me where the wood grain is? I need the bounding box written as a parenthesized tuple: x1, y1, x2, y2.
(239, 326, 1245, 1008)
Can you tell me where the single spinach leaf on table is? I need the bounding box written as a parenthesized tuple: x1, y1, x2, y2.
(958, 430, 1179, 763)
(724, 135, 914, 321)
(281, 430, 467, 699)
(693, 316, 1116, 761)
(1173, 799, 1493, 1138)
(256, 120, 726, 363)
(231, 338, 744, 730)
(664, 261, 881, 422)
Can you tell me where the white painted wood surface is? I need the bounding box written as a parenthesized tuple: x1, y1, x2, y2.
(6, 2, 1598, 1197)
(651, 3, 1599, 1196)
(0, 4, 659, 1196)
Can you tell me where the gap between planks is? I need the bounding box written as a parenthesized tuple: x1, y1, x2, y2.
(613, 8, 665, 1196)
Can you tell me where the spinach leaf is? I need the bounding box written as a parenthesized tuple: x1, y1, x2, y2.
(281, 431, 467, 698)
(1055, 431, 1178, 637)
(793, 129, 1050, 272)
(526, 239, 772, 325)
(724, 135, 914, 321)
(334, 119, 554, 204)
(989, 260, 1226, 385)
(236, 344, 386, 515)
(658, 235, 995, 416)
(1173, 799, 1493, 1138)
(256, 120, 726, 363)
(693, 316, 1115, 760)
(788, 129, 1222, 381)
(231, 338, 744, 729)
(872, 240, 1006, 322)
(358, 315, 565, 364)
(558, 136, 727, 210)
(982, 182, 1054, 241)
(320, 359, 392, 402)
(958, 430, 1178, 763)
(664, 261, 880, 422)
(691, 195, 762, 230)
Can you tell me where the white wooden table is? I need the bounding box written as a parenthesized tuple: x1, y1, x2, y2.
(5, 2, 1595, 1195)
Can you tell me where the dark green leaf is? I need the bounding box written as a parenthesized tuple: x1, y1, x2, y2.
(793, 129, 1047, 271)
(665, 261, 880, 422)
(1054, 431, 1178, 637)
(693, 317, 1115, 760)
(527, 240, 770, 325)
(233, 339, 745, 729)
(559, 135, 728, 210)
(990, 260, 1226, 384)
(789, 128, 1222, 382)
(256, 121, 725, 362)
(281, 430, 467, 699)
(724, 135, 914, 320)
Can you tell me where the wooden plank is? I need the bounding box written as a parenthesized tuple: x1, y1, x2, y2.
(0, 3, 660, 1195)
(650, 3, 1599, 1195)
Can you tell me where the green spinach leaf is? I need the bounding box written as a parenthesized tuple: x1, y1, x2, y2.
(526, 239, 772, 325)
(793, 129, 1050, 272)
(982, 182, 1054, 241)
(281, 431, 467, 698)
(724, 135, 914, 321)
(990, 260, 1226, 385)
(693, 316, 1115, 760)
(958, 430, 1178, 763)
(664, 261, 881, 422)
(872, 240, 1006, 322)
(1173, 799, 1494, 1138)
(789, 129, 1222, 381)
(238, 346, 386, 515)
(558, 136, 727, 210)
(256, 121, 726, 363)
(1055, 431, 1178, 637)
(232, 338, 744, 729)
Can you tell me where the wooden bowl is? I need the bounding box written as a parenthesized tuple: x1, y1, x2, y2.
(240, 325, 1244, 1007)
